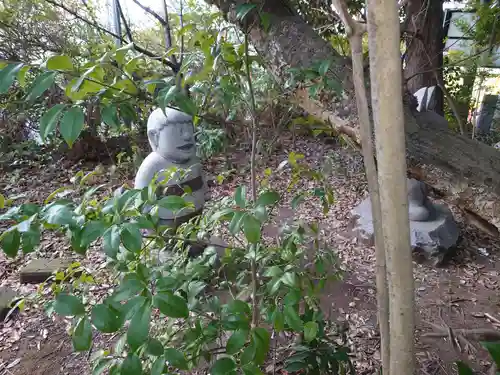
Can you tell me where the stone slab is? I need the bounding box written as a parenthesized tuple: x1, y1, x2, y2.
(0, 287, 17, 321)
(20, 258, 73, 284)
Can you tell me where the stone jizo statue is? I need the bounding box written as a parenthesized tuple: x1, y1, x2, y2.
(134, 107, 207, 228)
(407, 178, 431, 222)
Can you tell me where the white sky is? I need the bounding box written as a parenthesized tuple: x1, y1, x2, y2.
(98, 0, 183, 29)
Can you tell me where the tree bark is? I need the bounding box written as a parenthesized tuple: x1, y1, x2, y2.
(205, 0, 500, 235)
(404, 0, 444, 115)
(330, 0, 390, 371)
(367, 0, 415, 372)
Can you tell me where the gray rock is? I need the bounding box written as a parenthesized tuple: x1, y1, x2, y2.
(350, 197, 459, 264)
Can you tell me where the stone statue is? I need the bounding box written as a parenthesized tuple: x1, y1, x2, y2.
(413, 86, 437, 112)
(350, 177, 459, 265)
(407, 178, 431, 221)
(134, 107, 207, 228)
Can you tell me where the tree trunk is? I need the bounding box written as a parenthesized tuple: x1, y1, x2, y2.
(367, 0, 415, 372)
(330, 0, 390, 370)
(205, 0, 500, 236)
(404, 0, 444, 115)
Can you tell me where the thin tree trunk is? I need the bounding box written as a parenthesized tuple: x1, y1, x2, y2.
(350, 33, 391, 375)
(331, 0, 390, 371)
(367, 0, 415, 374)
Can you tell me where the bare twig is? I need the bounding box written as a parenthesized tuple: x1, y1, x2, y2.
(179, 0, 185, 67)
(44, 0, 179, 72)
(484, 312, 500, 325)
(116, 0, 133, 42)
(132, 0, 166, 26)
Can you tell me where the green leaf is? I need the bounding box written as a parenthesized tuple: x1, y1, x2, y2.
(120, 223, 142, 253)
(211, 357, 237, 375)
(17, 66, 30, 87)
(113, 274, 146, 301)
(236, 3, 257, 20)
(291, 193, 306, 209)
(482, 341, 500, 368)
(81, 220, 106, 247)
(284, 305, 303, 332)
(151, 355, 166, 375)
(256, 191, 280, 207)
(115, 43, 135, 65)
(39, 104, 66, 142)
(260, 12, 271, 32)
(456, 361, 474, 375)
(121, 353, 142, 375)
(72, 317, 92, 351)
(273, 310, 285, 332)
(146, 338, 165, 356)
(54, 293, 85, 316)
(318, 60, 331, 75)
(91, 304, 123, 333)
(308, 82, 322, 98)
(229, 211, 246, 235)
(0, 193, 4, 209)
(281, 272, 298, 288)
(26, 71, 57, 102)
(252, 328, 270, 365)
(174, 92, 198, 116)
(0, 63, 24, 94)
(46, 55, 74, 71)
(43, 203, 74, 225)
(254, 205, 268, 223)
(284, 361, 306, 373)
(226, 330, 248, 354)
(303, 321, 319, 342)
(1, 229, 20, 258)
(157, 196, 189, 212)
(21, 226, 40, 254)
(153, 292, 189, 318)
(164, 348, 188, 370)
(103, 225, 120, 258)
(159, 85, 178, 110)
(243, 215, 261, 244)
(127, 300, 151, 350)
(60, 107, 85, 148)
(234, 186, 247, 208)
(101, 104, 120, 130)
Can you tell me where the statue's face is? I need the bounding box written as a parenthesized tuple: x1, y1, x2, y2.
(155, 121, 196, 163)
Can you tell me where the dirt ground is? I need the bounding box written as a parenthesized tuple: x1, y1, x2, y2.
(1, 133, 499, 375)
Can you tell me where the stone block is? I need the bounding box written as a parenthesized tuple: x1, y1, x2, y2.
(20, 258, 73, 284)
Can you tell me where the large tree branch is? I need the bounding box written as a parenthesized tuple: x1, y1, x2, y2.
(206, 0, 500, 233)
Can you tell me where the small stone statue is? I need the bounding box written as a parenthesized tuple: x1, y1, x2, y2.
(413, 86, 437, 112)
(134, 107, 207, 228)
(407, 178, 431, 222)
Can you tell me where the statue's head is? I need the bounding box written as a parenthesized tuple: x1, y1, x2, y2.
(147, 107, 196, 164)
